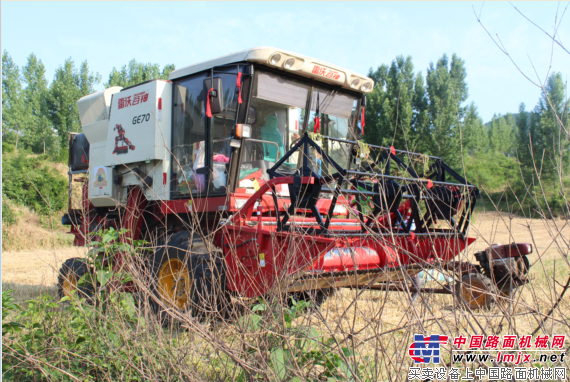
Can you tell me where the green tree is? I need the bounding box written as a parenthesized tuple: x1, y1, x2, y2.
(533, 72, 569, 176)
(515, 103, 531, 165)
(411, 72, 430, 153)
(511, 73, 569, 215)
(161, 64, 176, 79)
(363, 64, 387, 146)
(462, 102, 488, 153)
(425, 53, 469, 167)
(2, 51, 25, 148)
(20, 53, 53, 154)
(488, 113, 517, 155)
(365, 56, 422, 150)
(47, 58, 100, 152)
(105, 59, 175, 88)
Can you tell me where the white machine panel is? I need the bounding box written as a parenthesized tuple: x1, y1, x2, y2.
(106, 80, 172, 166)
(88, 144, 115, 206)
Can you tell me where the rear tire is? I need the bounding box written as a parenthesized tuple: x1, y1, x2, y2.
(149, 231, 230, 324)
(455, 273, 497, 311)
(57, 258, 96, 303)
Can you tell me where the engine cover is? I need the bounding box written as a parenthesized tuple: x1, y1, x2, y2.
(105, 80, 172, 166)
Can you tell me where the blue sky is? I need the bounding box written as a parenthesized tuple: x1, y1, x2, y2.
(2, 1, 568, 123)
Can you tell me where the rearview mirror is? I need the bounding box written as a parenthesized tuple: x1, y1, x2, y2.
(204, 77, 223, 115)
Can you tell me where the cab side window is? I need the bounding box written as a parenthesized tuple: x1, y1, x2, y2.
(171, 69, 241, 197)
(171, 73, 207, 197)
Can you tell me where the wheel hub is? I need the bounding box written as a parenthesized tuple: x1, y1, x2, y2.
(62, 273, 78, 298)
(158, 258, 192, 310)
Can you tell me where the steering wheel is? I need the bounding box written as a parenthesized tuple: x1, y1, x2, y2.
(289, 136, 302, 149)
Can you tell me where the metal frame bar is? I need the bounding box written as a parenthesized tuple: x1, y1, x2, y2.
(241, 138, 281, 161)
(325, 136, 443, 160)
(265, 133, 479, 238)
(350, 284, 453, 294)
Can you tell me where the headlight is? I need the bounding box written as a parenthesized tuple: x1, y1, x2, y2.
(361, 82, 371, 91)
(351, 78, 360, 88)
(284, 58, 295, 69)
(270, 53, 281, 65)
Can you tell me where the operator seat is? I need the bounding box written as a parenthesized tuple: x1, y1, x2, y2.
(260, 115, 285, 162)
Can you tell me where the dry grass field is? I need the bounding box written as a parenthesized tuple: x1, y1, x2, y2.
(2, 211, 569, 380)
(1, 202, 74, 253)
(2, 246, 86, 302)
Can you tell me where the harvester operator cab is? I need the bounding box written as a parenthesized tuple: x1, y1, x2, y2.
(73, 48, 374, 211)
(231, 66, 364, 195)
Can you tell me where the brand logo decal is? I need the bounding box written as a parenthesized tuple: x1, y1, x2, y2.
(312, 65, 341, 80)
(408, 334, 449, 364)
(112, 124, 135, 155)
(118, 92, 149, 109)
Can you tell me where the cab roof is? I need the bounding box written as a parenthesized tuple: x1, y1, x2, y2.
(169, 47, 374, 94)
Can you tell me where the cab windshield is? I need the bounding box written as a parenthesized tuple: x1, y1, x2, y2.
(239, 69, 360, 188)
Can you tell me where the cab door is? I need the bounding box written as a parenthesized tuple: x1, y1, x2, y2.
(171, 66, 248, 198)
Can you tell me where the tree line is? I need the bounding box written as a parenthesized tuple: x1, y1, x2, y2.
(364, 54, 568, 214)
(1, 51, 174, 159)
(2, 50, 568, 214)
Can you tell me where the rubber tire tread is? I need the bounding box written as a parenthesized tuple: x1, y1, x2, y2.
(57, 257, 96, 303)
(149, 231, 229, 324)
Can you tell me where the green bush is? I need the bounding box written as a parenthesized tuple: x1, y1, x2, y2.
(2, 289, 147, 381)
(2, 141, 15, 154)
(232, 298, 372, 382)
(464, 151, 519, 193)
(509, 172, 570, 217)
(463, 151, 569, 216)
(1, 151, 68, 216)
(2, 200, 18, 226)
(1, 229, 149, 381)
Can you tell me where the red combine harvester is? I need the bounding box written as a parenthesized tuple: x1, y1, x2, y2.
(61, 48, 532, 316)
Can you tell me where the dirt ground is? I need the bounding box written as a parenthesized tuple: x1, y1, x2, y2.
(2, 246, 87, 302)
(468, 211, 569, 258)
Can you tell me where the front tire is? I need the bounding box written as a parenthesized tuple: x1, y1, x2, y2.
(149, 231, 229, 324)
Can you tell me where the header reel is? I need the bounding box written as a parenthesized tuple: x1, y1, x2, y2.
(266, 132, 480, 238)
